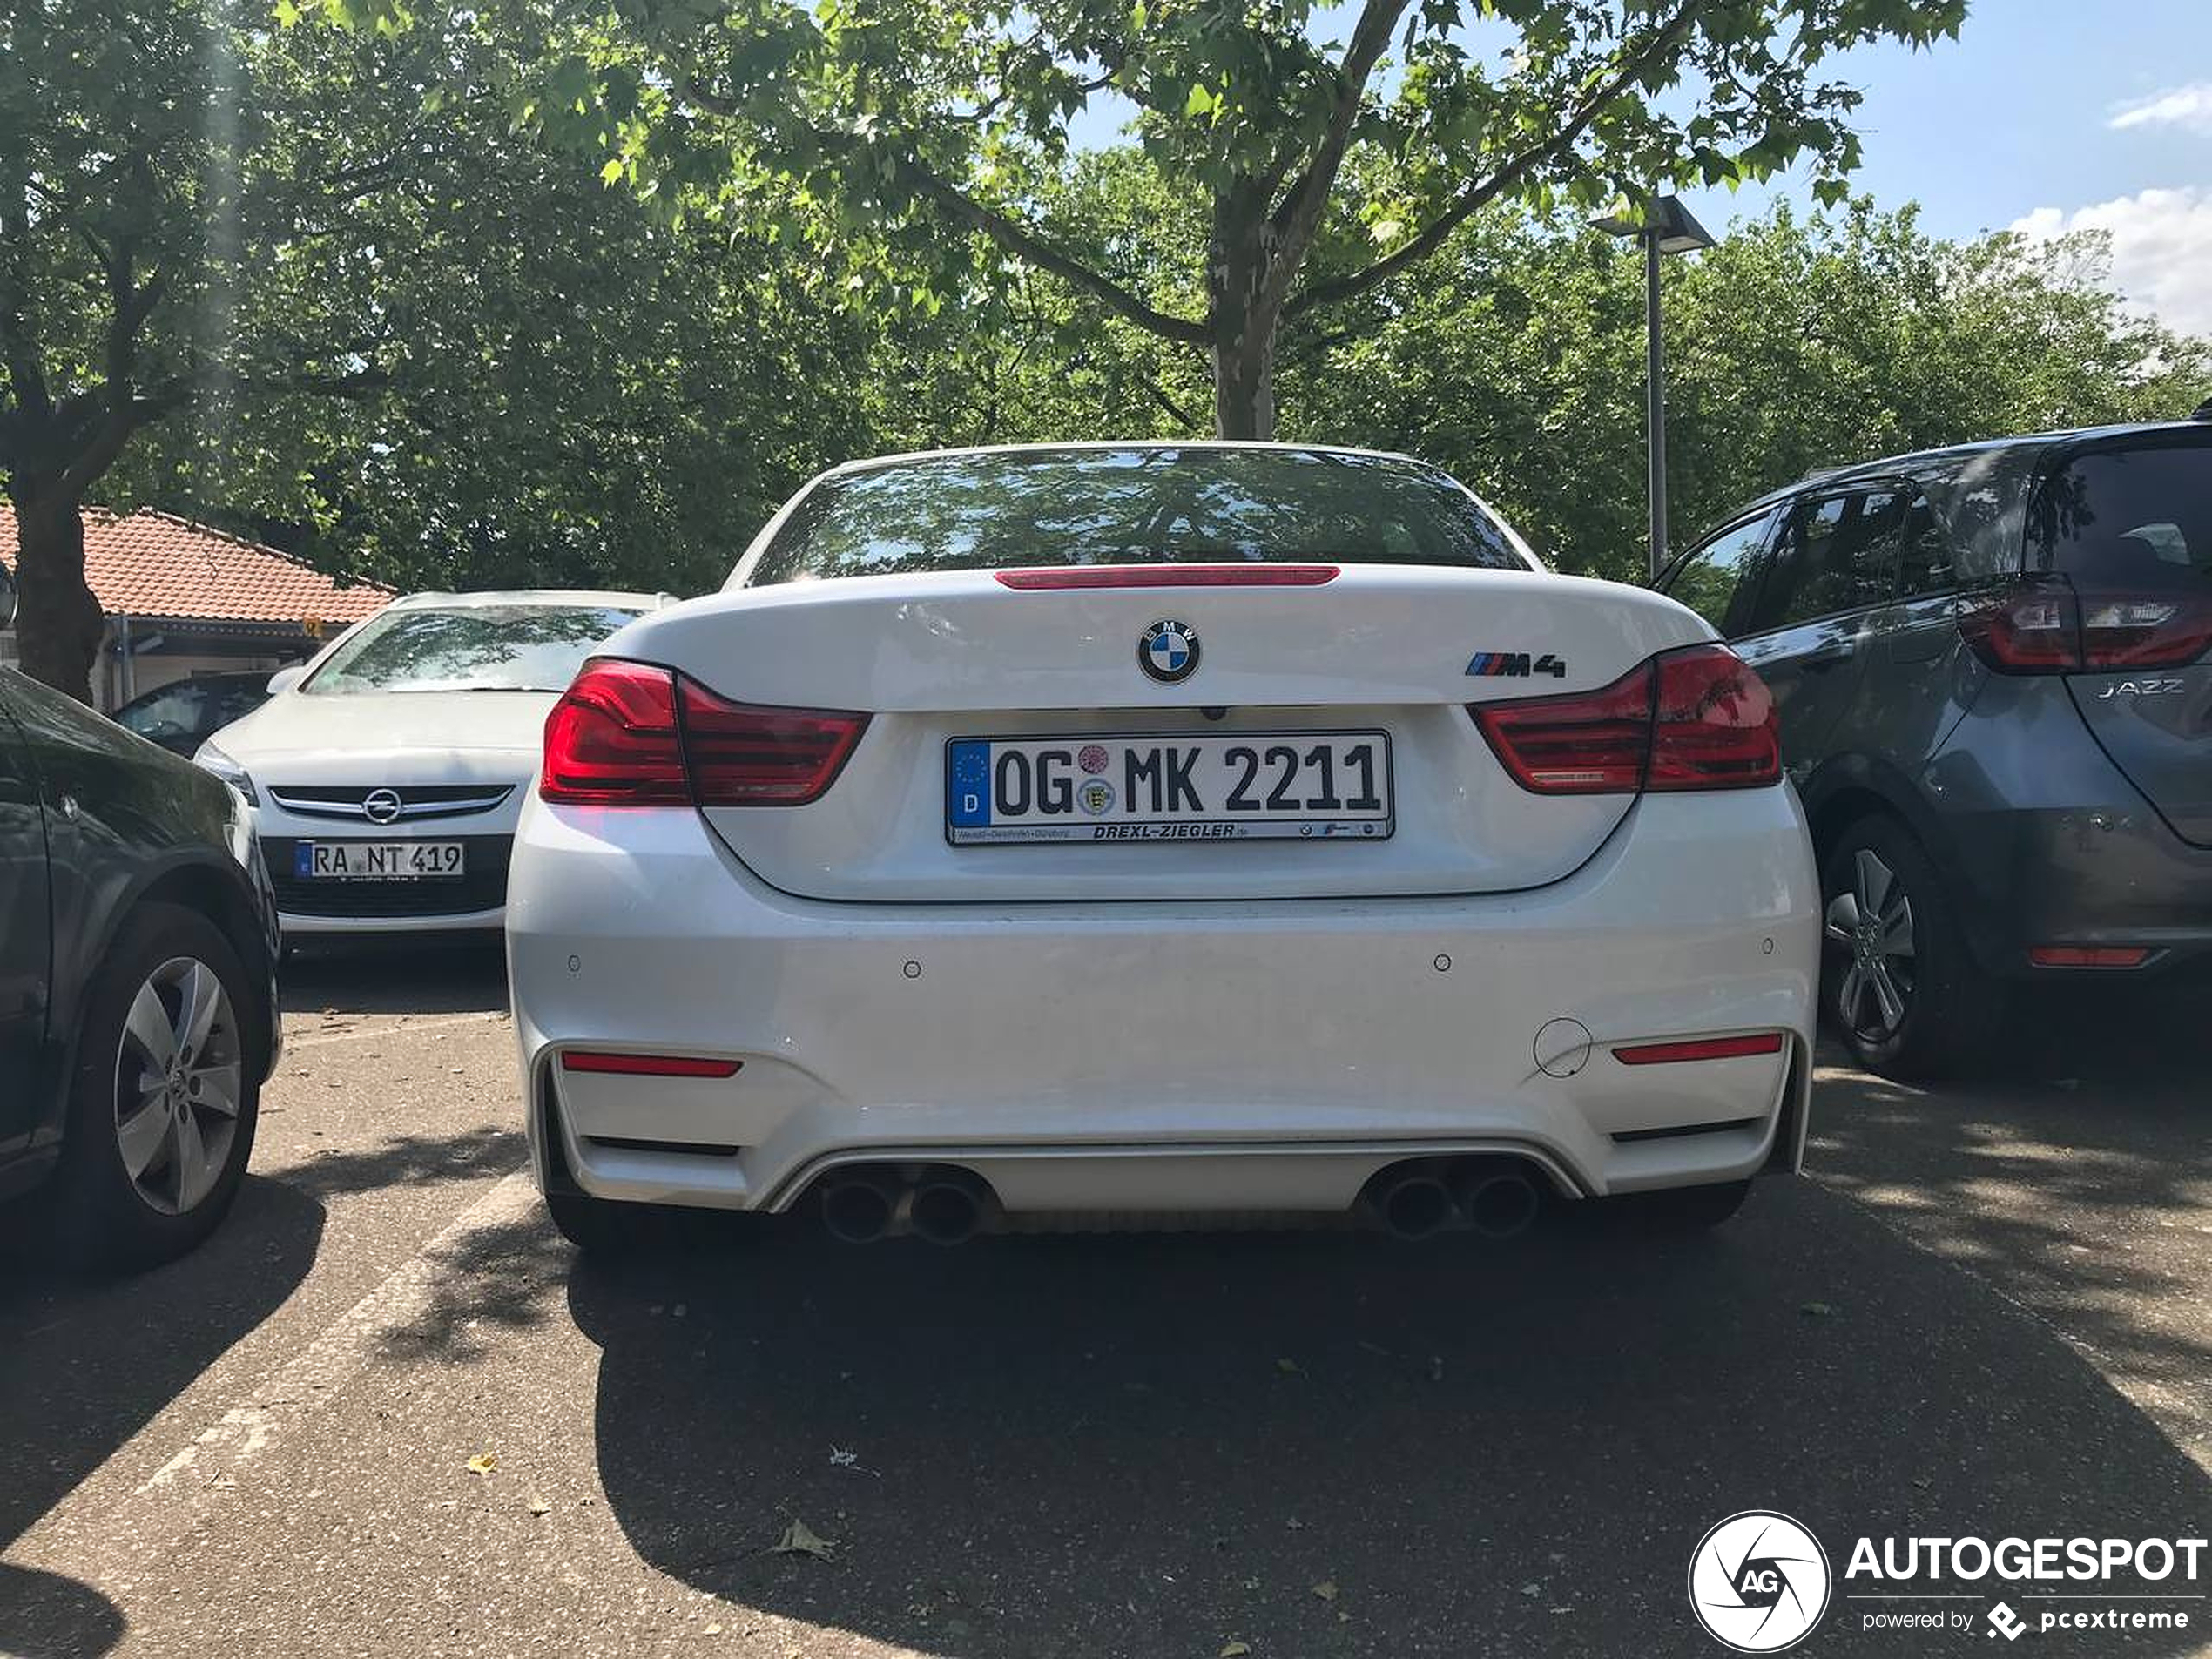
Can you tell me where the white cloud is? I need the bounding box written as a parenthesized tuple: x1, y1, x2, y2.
(2011, 187, 2212, 339)
(2109, 82, 2212, 135)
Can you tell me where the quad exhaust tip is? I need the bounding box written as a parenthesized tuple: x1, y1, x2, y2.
(1372, 1157, 1544, 1241)
(819, 1158, 1545, 1244)
(819, 1169, 995, 1244)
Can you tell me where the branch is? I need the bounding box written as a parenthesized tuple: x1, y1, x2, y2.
(0, 190, 52, 421)
(1136, 371, 1199, 430)
(675, 70, 1209, 345)
(894, 158, 1210, 346)
(1261, 0, 1412, 310)
(1283, 0, 1702, 321)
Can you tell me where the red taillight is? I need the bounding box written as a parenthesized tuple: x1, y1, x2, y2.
(1962, 579, 2212, 671)
(1612, 1032, 1786, 1066)
(680, 680, 870, 806)
(561, 1049, 744, 1078)
(540, 658, 688, 806)
(541, 659, 869, 807)
(993, 564, 1339, 589)
(1472, 643, 1780, 795)
(2027, 946, 2155, 968)
(2080, 592, 2212, 668)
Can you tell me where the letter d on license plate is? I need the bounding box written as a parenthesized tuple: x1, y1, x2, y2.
(946, 731, 1393, 845)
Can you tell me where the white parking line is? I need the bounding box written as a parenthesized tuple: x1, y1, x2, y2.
(284, 1010, 509, 1048)
(118, 1170, 541, 1530)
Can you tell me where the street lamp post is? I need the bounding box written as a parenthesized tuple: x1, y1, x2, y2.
(1595, 195, 1716, 582)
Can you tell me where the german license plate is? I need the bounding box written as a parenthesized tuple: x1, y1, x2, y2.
(295, 840, 465, 879)
(946, 732, 1393, 845)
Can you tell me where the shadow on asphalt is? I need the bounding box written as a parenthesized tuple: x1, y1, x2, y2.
(0, 1564, 123, 1659)
(1812, 985, 2212, 1453)
(0, 1176, 327, 1657)
(500, 1177, 2212, 1658)
(279, 935, 510, 1017)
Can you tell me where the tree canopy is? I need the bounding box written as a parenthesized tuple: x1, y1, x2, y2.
(331, 0, 1968, 439)
(6, 0, 2209, 705)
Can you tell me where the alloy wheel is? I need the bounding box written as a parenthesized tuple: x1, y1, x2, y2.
(1824, 847, 1918, 1042)
(112, 955, 244, 1216)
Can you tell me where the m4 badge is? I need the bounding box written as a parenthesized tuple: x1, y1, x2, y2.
(1466, 651, 1568, 679)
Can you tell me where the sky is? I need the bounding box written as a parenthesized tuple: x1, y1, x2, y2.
(1069, 0, 2212, 337)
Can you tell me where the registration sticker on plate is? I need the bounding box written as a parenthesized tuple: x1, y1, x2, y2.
(295, 841, 465, 880)
(946, 732, 1393, 845)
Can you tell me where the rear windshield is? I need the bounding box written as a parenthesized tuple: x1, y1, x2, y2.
(745, 448, 1529, 585)
(306, 605, 643, 694)
(2031, 436, 2210, 590)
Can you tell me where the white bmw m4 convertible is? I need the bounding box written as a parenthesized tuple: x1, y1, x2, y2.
(508, 443, 1821, 1251)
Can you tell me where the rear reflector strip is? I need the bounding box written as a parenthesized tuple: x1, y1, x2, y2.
(994, 564, 1339, 589)
(2028, 946, 2155, 968)
(560, 1050, 744, 1078)
(1612, 1033, 1786, 1067)
(583, 1135, 744, 1157)
(1611, 1116, 1765, 1144)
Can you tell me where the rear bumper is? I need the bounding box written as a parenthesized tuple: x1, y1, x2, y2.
(508, 787, 1821, 1214)
(1921, 732, 2212, 981)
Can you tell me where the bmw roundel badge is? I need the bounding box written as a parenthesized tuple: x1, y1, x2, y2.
(1138, 619, 1200, 685)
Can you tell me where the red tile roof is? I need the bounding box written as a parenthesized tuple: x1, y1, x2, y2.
(1, 504, 392, 627)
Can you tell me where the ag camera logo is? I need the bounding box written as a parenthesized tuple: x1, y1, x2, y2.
(1689, 1511, 1831, 1652)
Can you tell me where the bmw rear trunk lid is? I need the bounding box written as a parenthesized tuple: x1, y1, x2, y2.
(601, 563, 1720, 902)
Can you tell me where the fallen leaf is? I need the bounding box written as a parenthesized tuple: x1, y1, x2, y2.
(466, 1452, 498, 1475)
(1312, 1581, 1339, 1602)
(1275, 1358, 1302, 1376)
(1220, 1643, 1251, 1657)
(772, 1518, 837, 1560)
(1799, 1301, 1837, 1318)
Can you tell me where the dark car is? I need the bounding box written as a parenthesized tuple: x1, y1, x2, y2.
(1661, 420, 2209, 1078)
(111, 670, 280, 757)
(1, 661, 281, 1269)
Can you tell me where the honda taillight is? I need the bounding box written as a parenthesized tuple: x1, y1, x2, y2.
(541, 658, 868, 807)
(1962, 578, 2212, 671)
(1472, 643, 1779, 795)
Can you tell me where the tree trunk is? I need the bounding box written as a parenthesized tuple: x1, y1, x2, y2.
(9, 480, 106, 705)
(1211, 324, 1278, 442)
(1208, 190, 1281, 442)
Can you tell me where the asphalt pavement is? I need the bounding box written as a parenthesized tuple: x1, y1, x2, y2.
(2, 946, 2207, 1658)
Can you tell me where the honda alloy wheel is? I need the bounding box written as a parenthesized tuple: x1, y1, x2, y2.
(1824, 846, 1918, 1048)
(1819, 817, 2005, 1081)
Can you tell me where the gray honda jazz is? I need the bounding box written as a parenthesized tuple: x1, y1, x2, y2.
(1662, 419, 2209, 1078)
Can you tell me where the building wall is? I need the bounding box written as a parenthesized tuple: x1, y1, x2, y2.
(2, 621, 301, 709)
